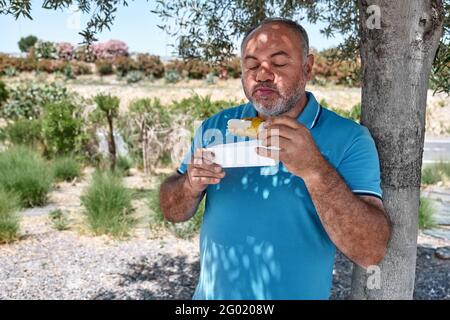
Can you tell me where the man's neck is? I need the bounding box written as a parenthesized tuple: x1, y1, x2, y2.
(258, 92, 308, 120)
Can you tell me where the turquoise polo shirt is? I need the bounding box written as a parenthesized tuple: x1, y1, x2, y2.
(177, 91, 382, 300)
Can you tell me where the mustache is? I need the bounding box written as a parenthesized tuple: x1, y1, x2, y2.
(252, 82, 278, 93)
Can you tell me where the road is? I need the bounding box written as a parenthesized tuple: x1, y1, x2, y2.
(424, 137, 450, 164)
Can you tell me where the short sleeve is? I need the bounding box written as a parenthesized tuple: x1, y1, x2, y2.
(177, 121, 205, 175)
(336, 127, 383, 199)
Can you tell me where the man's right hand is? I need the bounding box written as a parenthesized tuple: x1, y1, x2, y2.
(185, 148, 226, 196)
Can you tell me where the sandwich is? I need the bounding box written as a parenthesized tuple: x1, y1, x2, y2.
(227, 117, 264, 139)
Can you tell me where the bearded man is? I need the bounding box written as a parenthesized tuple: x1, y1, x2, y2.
(159, 17, 391, 300)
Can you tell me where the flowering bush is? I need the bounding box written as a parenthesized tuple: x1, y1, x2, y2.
(92, 40, 129, 60)
(36, 59, 65, 73)
(0, 54, 36, 74)
(165, 59, 211, 79)
(222, 56, 241, 79)
(113, 56, 137, 77)
(95, 59, 114, 76)
(311, 49, 361, 87)
(56, 42, 74, 60)
(71, 61, 92, 75)
(136, 54, 165, 78)
(34, 41, 58, 59)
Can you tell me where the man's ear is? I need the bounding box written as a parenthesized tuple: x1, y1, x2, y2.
(304, 54, 314, 81)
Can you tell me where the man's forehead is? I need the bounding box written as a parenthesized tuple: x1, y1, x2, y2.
(242, 23, 301, 55)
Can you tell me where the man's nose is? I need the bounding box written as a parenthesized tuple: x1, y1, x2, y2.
(255, 64, 274, 82)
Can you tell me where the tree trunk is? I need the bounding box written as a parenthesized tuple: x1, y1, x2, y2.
(142, 120, 149, 175)
(350, 0, 444, 299)
(107, 113, 117, 172)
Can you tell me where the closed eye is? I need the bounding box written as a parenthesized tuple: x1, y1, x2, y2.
(273, 63, 287, 67)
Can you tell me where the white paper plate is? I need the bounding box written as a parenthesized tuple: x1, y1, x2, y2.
(206, 140, 278, 168)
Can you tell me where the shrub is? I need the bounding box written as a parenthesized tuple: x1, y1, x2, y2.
(324, 100, 361, 123)
(95, 59, 114, 76)
(48, 209, 70, 231)
(81, 170, 134, 237)
(0, 187, 21, 243)
(165, 59, 211, 79)
(0, 119, 43, 147)
(1, 81, 71, 120)
(0, 80, 8, 105)
(41, 100, 84, 157)
(116, 156, 133, 175)
(53, 156, 81, 182)
(312, 48, 361, 87)
(205, 72, 216, 85)
(421, 161, 450, 185)
(34, 40, 58, 59)
(186, 59, 211, 79)
(171, 94, 235, 120)
(37, 59, 64, 73)
(147, 74, 156, 82)
(129, 98, 171, 127)
(61, 62, 75, 79)
(0, 54, 36, 74)
(126, 70, 144, 83)
(94, 94, 120, 170)
(14, 56, 37, 72)
(418, 197, 436, 229)
(136, 54, 165, 78)
(56, 42, 74, 60)
(164, 69, 181, 84)
(0, 54, 13, 75)
(319, 99, 330, 109)
(18, 35, 38, 53)
(349, 103, 361, 122)
(113, 56, 137, 77)
(422, 166, 442, 185)
(126, 98, 173, 173)
(222, 55, 242, 79)
(4, 67, 17, 77)
(0, 146, 53, 207)
(74, 45, 95, 62)
(92, 40, 129, 60)
(72, 61, 92, 75)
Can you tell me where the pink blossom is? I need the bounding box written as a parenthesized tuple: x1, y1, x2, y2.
(91, 40, 128, 60)
(56, 42, 74, 60)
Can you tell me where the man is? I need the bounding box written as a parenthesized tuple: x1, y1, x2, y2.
(160, 17, 391, 300)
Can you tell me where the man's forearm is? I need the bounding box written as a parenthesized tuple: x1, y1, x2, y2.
(302, 160, 391, 268)
(159, 173, 205, 223)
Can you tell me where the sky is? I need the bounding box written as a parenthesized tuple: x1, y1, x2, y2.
(0, 0, 344, 57)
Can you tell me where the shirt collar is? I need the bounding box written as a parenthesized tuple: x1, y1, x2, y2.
(244, 91, 321, 129)
(297, 91, 321, 129)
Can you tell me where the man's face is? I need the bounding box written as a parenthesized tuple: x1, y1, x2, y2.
(241, 23, 313, 116)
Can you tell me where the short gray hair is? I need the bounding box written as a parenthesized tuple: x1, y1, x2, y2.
(241, 17, 309, 57)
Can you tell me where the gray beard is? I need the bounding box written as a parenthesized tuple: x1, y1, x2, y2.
(251, 89, 303, 116)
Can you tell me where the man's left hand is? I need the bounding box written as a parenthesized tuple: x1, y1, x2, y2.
(255, 116, 327, 179)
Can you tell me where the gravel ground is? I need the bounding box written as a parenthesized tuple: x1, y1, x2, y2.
(1, 215, 449, 300)
(1, 173, 449, 300)
(0, 217, 200, 300)
(330, 246, 450, 300)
